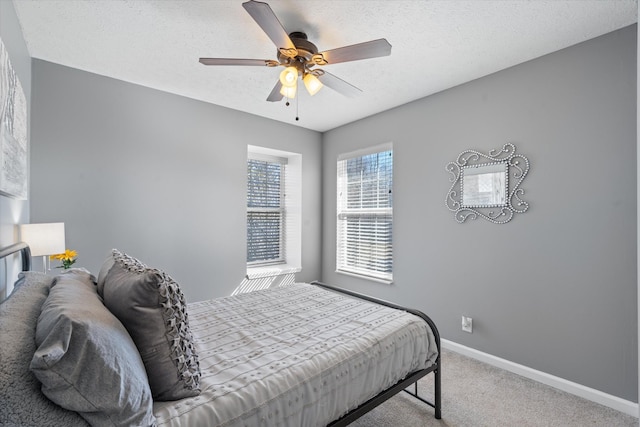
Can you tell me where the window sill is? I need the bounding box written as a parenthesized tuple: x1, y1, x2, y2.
(336, 269, 393, 285)
(246, 264, 301, 280)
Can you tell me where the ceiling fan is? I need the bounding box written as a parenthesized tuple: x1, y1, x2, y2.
(199, 0, 392, 104)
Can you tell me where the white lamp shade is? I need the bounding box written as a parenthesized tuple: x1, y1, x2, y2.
(303, 73, 323, 96)
(279, 83, 297, 98)
(19, 223, 66, 256)
(279, 66, 298, 87)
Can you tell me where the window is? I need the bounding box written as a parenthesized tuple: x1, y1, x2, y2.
(246, 146, 302, 277)
(247, 154, 285, 265)
(336, 144, 393, 282)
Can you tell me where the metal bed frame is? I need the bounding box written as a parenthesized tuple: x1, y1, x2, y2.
(0, 242, 31, 272)
(0, 243, 441, 424)
(310, 281, 442, 423)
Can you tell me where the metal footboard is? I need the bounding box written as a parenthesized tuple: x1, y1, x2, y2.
(310, 281, 442, 423)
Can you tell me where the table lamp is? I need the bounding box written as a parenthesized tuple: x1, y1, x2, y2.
(19, 223, 65, 273)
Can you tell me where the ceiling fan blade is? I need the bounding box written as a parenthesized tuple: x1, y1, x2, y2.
(199, 58, 278, 66)
(242, 1, 297, 57)
(315, 71, 362, 98)
(315, 39, 392, 65)
(266, 81, 284, 102)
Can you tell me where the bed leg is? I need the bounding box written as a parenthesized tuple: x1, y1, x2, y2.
(434, 362, 442, 419)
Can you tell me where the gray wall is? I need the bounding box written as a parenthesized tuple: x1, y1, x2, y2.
(30, 60, 322, 302)
(0, 0, 31, 298)
(322, 26, 638, 401)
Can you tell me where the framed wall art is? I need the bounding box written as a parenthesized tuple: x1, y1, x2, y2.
(445, 143, 529, 224)
(0, 36, 27, 200)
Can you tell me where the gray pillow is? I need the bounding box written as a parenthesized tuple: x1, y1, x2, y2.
(96, 254, 114, 296)
(30, 269, 156, 427)
(99, 249, 201, 401)
(0, 271, 88, 427)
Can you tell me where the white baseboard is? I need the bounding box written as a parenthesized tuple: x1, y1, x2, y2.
(441, 339, 639, 418)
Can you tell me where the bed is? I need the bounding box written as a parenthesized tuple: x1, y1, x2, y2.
(0, 242, 441, 426)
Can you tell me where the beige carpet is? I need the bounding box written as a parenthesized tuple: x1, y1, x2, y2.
(349, 348, 638, 427)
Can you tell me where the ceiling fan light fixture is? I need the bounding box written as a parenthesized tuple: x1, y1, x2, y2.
(303, 73, 323, 96)
(279, 82, 297, 98)
(279, 66, 298, 87)
(199, 0, 392, 109)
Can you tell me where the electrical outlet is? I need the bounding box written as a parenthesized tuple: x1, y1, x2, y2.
(462, 316, 473, 333)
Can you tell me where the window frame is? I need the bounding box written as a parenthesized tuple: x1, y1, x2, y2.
(246, 146, 302, 280)
(336, 143, 394, 283)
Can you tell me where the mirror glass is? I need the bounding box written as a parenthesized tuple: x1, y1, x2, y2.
(461, 163, 507, 207)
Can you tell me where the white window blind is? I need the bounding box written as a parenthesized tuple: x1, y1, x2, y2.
(337, 144, 393, 282)
(247, 155, 286, 265)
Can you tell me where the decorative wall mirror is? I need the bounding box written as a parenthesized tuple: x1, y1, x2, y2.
(446, 143, 529, 224)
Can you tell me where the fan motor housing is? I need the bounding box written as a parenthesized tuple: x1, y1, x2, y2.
(278, 32, 318, 65)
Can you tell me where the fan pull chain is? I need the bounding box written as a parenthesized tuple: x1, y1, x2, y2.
(283, 94, 299, 122)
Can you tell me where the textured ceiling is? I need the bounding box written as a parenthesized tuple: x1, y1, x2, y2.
(13, 0, 638, 132)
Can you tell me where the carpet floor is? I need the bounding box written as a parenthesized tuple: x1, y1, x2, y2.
(349, 348, 638, 427)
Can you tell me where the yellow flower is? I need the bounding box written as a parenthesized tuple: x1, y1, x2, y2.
(61, 249, 77, 261)
(50, 249, 78, 269)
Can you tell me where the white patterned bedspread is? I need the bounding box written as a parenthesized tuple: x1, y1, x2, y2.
(154, 283, 438, 427)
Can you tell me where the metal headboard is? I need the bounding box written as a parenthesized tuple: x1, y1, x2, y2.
(0, 242, 32, 272)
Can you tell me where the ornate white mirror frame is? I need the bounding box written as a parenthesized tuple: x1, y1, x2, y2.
(445, 143, 529, 224)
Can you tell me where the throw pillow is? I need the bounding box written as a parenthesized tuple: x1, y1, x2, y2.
(99, 249, 201, 401)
